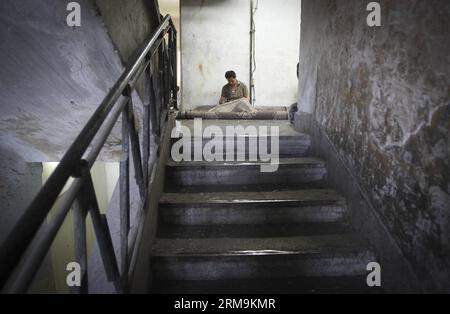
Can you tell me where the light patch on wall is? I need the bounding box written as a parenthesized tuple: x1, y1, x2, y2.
(181, 0, 301, 109)
(42, 162, 74, 195)
(40, 161, 119, 293)
(42, 162, 119, 212)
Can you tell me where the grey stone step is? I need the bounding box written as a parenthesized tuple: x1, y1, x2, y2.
(156, 222, 352, 238)
(165, 158, 327, 187)
(170, 135, 311, 158)
(164, 182, 329, 193)
(173, 119, 301, 136)
(151, 234, 375, 281)
(159, 190, 347, 225)
(176, 111, 289, 120)
(151, 276, 383, 294)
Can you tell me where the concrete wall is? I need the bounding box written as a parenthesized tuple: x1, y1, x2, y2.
(0, 0, 159, 162)
(0, 0, 124, 162)
(0, 147, 42, 245)
(94, 0, 159, 65)
(0, 0, 159, 291)
(297, 0, 450, 292)
(180, 0, 300, 110)
(0, 0, 153, 225)
(253, 0, 300, 107)
(181, 0, 250, 110)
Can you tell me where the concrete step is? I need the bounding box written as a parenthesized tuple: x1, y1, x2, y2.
(151, 234, 375, 281)
(165, 158, 327, 187)
(159, 189, 347, 225)
(176, 111, 289, 120)
(151, 276, 382, 294)
(164, 182, 330, 193)
(170, 134, 311, 158)
(156, 222, 352, 238)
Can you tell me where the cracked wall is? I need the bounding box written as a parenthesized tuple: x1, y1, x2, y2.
(0, 0, 125, 162)
(181, 0, 301, 110)
(298, 0, 449, 291)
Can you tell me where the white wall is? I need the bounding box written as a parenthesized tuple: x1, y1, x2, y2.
(41, 161, 119, 292)
(253, 0, 301, 107)
(180, 0, 301, 110)
(181, 0, 251, 110)
(0, 0, 124, 162)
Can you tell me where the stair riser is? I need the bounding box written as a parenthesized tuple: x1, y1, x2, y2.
(152, 251, 374, 281)
(166, 166, 327, 187)
(171, 137, 310, 158)
(159, 203, 347, 225)
(156, 223, 352, 238)
(151, 276, 379, 294)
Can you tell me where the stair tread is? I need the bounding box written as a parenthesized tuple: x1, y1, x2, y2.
(165, 182, 329, 193)
(152, 234, 371, 257)
(157, 222, 352, 238)
(167, 157, 325, 167)
(171, 134, 310, 139)
(152, 276, 382, 294)
(173, 119, 306, 137)
(160, 189, 344, 204)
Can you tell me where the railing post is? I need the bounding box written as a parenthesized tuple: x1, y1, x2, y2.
(170, 28, 178, 109)
(78, 174, 122, 292)
(158, 45, 165, 116)
(124, 97, 146, 200)
(159, 44, 165, 110)
(143, 64, 152, 186)
(120, 105, 130, 291)
(167, 34, 173, 101)
(148, 68, 159, 144)
(163, 41, 170, 110)
(72, 198, 88, 294)
(0, 15, 176, 294)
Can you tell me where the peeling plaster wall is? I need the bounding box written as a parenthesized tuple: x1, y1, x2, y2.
(0, 0, 124, 162)
(298, 0, 450, 291)
(0, 0, 157, 162)
(181, 0, 301, 110)
(0, 147, 42, 245)
(181, 0, 251, 110)
(94, 0, 159, 66)
(93, 0, 160, 156)
(0, 0, 123, 253)
(0, 0, 158, 287)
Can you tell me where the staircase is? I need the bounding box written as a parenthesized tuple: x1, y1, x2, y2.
(150, 120, 377, 293)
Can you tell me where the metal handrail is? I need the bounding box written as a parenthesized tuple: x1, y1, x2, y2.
(0, 14, 177, 293)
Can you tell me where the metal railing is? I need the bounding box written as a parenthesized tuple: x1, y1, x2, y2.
(0, 14, 177, 294)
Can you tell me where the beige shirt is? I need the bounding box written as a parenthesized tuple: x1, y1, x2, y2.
(221, 81, 249, 102)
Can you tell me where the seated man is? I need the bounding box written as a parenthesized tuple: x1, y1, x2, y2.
(208, 70, 255, 115)
(219, 70, 249, 104)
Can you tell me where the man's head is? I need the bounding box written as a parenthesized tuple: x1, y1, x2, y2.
(225, 70, 237, 86)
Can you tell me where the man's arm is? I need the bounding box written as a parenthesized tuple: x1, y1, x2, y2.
(219, 86, 227, 104)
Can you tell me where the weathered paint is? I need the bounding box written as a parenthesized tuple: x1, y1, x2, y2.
(0, 0, 158, 292)
(298, 0, 450, 291)
(181, 0, 301, 110)
(0, 0, 124, 162)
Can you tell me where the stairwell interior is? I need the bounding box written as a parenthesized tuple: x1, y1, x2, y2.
(0, 0, 448, 294)
(149, 119, 378, 293)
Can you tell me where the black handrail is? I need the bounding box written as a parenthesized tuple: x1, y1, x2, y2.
(0, 14, 177, 293)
